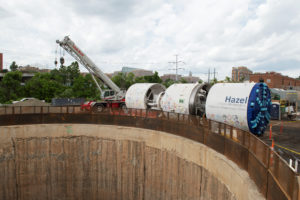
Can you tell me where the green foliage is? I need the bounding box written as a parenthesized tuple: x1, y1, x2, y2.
(111, 72, 136, 89)
(143, 72, 162, 83)
(59, 88, 74, 98)
(112, 71, 163, 89)
(225, 76, 231, 82)
(134, 76, 147, 83)
(24, 73, 65, 102)
(72, 74, 100, 99)
(56, 62, 80, 86)
(0, 61, 102, 103)
(198, 79, 203, 84)
(112, 72, 126, 89)
(180, 78, 187, 83)
(163, 78, 175, 88)
(0, 71, 24, 103)
(50, 68, 64, 83)
(9, 61, 18, 71)
(210, 78, 218, 85)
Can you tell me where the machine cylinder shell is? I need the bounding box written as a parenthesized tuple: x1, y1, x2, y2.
(160, 83, 209, 115)
(205, 82, 271, 135)
(125, 83, 166, 109)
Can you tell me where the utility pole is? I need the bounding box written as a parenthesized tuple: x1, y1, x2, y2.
(168, 54, 184, 82)
(208, 68, 210, 83)
(204, 67, 217, 83)
(213, 68, 216, 80)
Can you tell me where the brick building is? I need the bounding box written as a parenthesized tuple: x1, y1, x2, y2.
(232, 66, 253, 82)
(250, 72, 300, 90)
(0, 53, 3, 71)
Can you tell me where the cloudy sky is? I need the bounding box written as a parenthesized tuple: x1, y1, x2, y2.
(1, 0, 300, 80)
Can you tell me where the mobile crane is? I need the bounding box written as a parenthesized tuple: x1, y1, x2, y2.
(56, 36, 126, 112)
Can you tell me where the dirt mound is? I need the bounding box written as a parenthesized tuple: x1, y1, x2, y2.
(12, 99, 50, 106)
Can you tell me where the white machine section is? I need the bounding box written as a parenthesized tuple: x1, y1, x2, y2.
(125, 83, 166, 109)
(160, 83, 208, 115)
(205, 83, 255, 131)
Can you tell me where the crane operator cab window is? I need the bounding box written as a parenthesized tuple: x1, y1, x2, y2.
(102, 90, 115, 99)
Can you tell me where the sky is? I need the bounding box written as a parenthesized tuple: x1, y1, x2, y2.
(1, 0, 300, 81)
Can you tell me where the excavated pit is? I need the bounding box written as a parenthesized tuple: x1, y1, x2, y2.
(0, 124, 263, 200)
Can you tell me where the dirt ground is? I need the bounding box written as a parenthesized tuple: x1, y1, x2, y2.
(260, 116, 300, 173)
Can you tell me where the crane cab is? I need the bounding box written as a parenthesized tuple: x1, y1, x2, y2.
(102, 90, 116, 100)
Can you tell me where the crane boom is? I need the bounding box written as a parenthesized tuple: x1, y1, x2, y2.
(56, 36, 125, 100)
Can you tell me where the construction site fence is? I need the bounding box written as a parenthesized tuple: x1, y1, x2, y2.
(0, 105, 299, 200)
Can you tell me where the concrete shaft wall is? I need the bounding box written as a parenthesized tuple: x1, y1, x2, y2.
(0, 124, 263, 200)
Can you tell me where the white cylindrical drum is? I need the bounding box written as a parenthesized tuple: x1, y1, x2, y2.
(125, 83, 166, 109)
(205, 82, 271, 135)
(160, 83, 209, 115)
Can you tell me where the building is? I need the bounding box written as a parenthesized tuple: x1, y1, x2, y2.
(0, 53, 3, 71)
(18, 66, 40, 73)
(18, 65, 51, 73)
(250, 72, 300, 91)
(232, 66, 253, 82)
(182, 71, 200, 83)
(160, 74, 182, 82)
(111, 67, 154, 77)
(121, 67, 138, 73)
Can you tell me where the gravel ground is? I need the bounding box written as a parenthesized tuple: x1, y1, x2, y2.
(260, 118, 300, 173)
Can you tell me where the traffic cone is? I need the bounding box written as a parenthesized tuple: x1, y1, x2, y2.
(269, 124, 272, 140)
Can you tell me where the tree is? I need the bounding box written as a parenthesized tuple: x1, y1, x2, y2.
(134, 76, 146, 83)
(125, 72, 135, 89)
(55, 62, 80, 86)
(296, 76, 300, 80)
(67, 62, 80, 85)
(163, 78, 175, 88)
(50, 68, 64, 83)
(111, 72, 135, 90)
(0, 71, 24, 103)
(59, 88, 74, 98)
(72, 74, 100, 99)
(239, 76, 245, 82)
(58, 65, 68, 85)
(211, 78, 218, 85)
(9, 61, 18, 71)
(198, 79, 203, 84)
(225, 76, 231, 82)
(24, 73, 65, 102)
(112, 72, 127, 89)
(180, 78, 187, 83)
(144, 71, 162, 83)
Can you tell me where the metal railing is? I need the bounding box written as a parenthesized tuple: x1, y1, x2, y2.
(0, 106, 299, 200)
